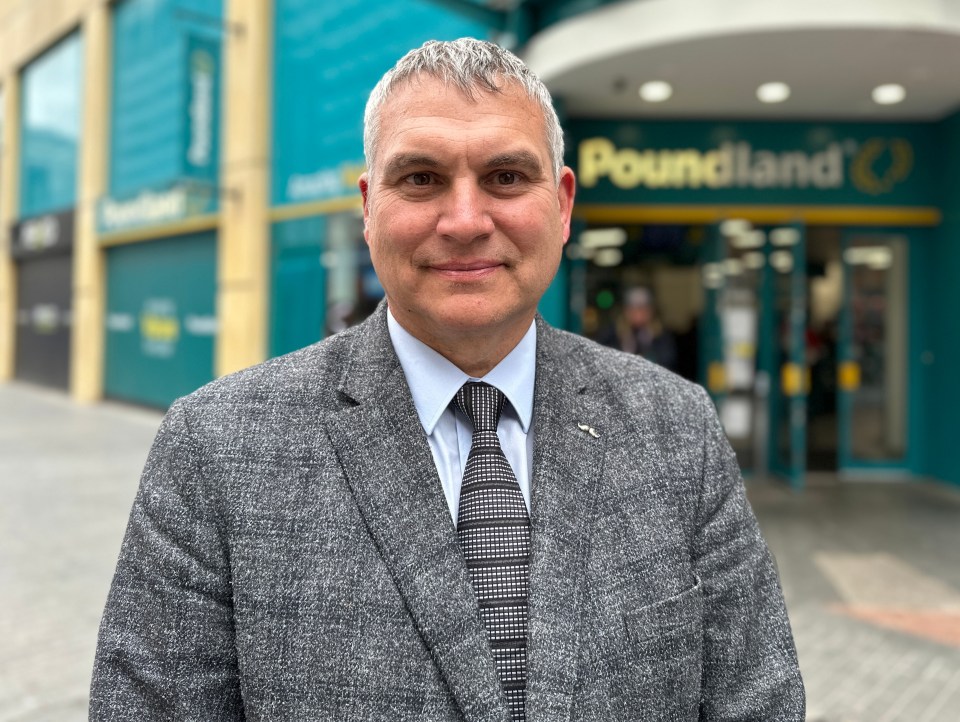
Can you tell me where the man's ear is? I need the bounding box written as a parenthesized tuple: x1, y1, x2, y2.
(359, 173, 371, 241)
(359, 173, 370, 208)
(557, 166, 577, 244)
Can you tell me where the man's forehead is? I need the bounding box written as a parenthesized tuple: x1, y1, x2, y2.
(383, 72, 531, 111)
(376, 78, 545, 153)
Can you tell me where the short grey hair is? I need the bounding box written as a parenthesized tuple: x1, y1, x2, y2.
(363, 38, 564, 182)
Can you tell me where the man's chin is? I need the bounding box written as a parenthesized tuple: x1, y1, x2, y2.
(431, 303, 523, 331)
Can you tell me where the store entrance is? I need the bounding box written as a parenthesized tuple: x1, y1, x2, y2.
(574, 219, 906, 485)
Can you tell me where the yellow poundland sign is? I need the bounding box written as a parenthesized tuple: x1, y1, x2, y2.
(578, 137, 913, 194)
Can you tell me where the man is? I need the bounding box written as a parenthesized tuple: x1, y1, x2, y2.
(600, 286, 678, 372)
(91, 39, 804, 721)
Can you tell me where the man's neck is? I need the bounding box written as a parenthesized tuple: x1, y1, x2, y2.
(427, 329, 529, 378)
(387, 306, 533, 378)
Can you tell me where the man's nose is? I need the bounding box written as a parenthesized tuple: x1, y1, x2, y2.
(436, 180, 495, 242)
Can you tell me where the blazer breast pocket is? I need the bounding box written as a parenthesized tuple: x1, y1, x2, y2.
(625, 578, 704, 644)
(603, 581, 704, 720)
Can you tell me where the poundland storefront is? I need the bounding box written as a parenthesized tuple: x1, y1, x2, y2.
(565, 119, 943, 486)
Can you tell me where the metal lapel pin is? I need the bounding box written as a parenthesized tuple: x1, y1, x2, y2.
(577, 422, 600, 438)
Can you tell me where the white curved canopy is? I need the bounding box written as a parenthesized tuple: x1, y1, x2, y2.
(522, 0, 960, 119)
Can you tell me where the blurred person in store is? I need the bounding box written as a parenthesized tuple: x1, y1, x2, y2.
(90, 38, 803, 721)
(600, 285, 679, 372)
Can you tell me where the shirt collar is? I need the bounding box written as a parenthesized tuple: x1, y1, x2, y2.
(387, 308, 536, 435)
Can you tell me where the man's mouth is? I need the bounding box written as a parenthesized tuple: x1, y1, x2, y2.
(429, 260, 505, 279)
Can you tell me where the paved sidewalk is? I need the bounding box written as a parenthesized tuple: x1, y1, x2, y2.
(2, 381, 959, 721)
(0, 384, 162, 722)
(749, 478, 960, 722)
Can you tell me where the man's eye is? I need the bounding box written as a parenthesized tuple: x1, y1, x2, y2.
(496, 171, 519, 185)
(407, 173, 433, 186)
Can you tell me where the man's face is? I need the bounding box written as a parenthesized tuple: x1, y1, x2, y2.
(360, 76, 575, 358)
(626, 304, 652, 329)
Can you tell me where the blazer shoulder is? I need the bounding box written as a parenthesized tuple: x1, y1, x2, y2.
(171, 322, 366, 422)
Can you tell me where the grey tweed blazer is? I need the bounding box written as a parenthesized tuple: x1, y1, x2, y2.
(90, 304, 804, 721)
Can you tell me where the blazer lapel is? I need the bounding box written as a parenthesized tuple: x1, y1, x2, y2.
(525, 321, 608, 721)
(324, 308, 510, 722)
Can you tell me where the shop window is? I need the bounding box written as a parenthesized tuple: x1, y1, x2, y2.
(19, 32, 82, 217)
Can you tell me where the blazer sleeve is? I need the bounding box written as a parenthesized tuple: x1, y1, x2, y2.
(89, 399, 244, 721)
(691, 388, 805, 721)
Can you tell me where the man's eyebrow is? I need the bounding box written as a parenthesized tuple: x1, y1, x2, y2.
(382, 154, 441, 177)
(484, 151, 545, 175)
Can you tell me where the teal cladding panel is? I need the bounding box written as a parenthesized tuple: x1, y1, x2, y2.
(270, 217, 327, 358)
(19, 33, 83, 217)
(272, 0, 491, 206)
(104, 232, 217, 408)
(110, 0, 222, 197)
(537, 258, 568, 328)
(906, 227, 933, 478)
(925, 113, 960, 486)
(568, 120, 935, 208)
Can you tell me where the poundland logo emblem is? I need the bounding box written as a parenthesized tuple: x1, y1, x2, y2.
(578, 137, 913, 194)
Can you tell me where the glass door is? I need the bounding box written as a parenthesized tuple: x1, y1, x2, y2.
(838, 231, 909, 470)
(768, 223, 808, 489)
(707, 221, 762, 473)
(704, 219, 806, 487)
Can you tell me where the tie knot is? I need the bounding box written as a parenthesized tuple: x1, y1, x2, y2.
(454, 382, 505, 433)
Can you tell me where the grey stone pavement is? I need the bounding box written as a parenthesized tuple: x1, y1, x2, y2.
(2, 381, 959, 721)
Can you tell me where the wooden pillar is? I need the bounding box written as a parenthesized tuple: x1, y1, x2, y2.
(216, 0, 272, 376)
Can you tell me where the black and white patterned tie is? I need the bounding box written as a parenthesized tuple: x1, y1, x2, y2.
(454, 382, 530, 721)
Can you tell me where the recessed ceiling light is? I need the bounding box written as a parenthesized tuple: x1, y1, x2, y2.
(580, 227, 627, 249)
(720, 218, 751, 237)
(731, 229, 766, 249)
(770, 227, 800, 247)
(843, 246, 893, 269)
(593, 248, 624, 267)
(639, 81, 673, 103)
(770, 250, 794, 273)
(872, 83, 906, 105)
(757, 82, 791, 104)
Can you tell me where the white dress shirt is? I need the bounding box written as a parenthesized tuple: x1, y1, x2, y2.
(386, 309, 536, 525)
